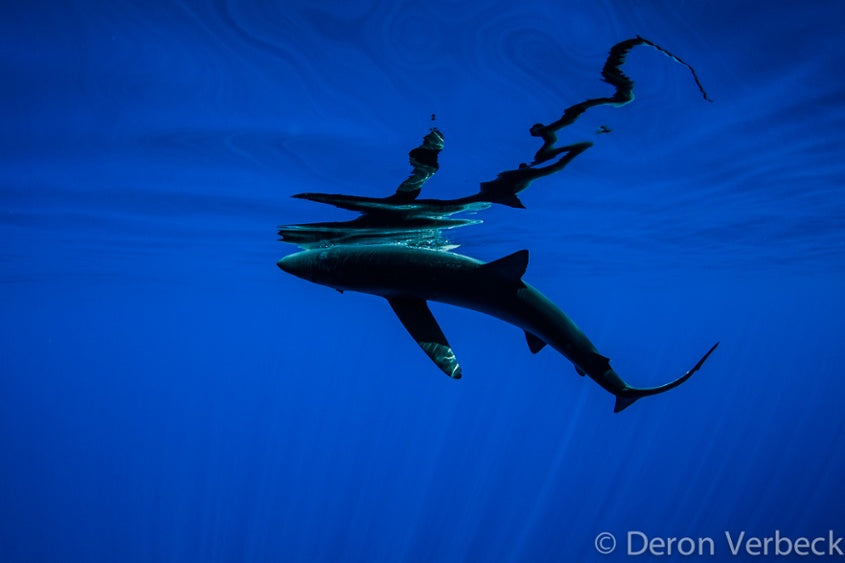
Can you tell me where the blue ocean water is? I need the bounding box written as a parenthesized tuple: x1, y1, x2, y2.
(2, 1, 844, 561)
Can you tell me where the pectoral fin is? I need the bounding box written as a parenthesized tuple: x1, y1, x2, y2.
(388, 298, 462, 379)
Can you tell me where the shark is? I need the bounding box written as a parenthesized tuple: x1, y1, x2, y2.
(277, 38, 717, 411)
(277, 244, 718, 412)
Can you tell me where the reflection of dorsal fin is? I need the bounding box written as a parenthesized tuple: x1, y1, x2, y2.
(482, 250, 528, 281)
(525, 331, 546, 354)
(492, 193, 526, 209)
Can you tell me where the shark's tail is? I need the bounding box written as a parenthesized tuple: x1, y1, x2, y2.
(613, 342, 720, 412)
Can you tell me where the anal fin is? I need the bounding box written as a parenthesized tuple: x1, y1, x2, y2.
(388, 298, 462, 379)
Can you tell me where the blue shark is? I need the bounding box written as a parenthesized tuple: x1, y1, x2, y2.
(278, 244, 718, 412)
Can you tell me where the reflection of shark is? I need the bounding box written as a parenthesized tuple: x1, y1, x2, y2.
(278, 244, 718, 412)
(279, 37, 710, 249)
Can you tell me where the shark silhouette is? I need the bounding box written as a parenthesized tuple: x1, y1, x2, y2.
(277, 37, 717, 412)
(278, 245, 717, 412)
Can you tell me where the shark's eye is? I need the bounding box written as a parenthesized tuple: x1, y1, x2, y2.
(318, 250, 340, 272)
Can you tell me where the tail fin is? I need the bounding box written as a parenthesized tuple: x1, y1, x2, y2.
(613, 342, 719, 413)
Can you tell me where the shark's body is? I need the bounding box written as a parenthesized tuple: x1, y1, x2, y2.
(278, 244, 717, 412)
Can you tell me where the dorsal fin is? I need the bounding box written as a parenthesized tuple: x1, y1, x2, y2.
(525, 331, 546, 354)
(591, 352, 611, 372)
(483, 250, 528, 281)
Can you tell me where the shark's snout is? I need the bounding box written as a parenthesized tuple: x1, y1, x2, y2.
(277, 250, 322, 281)
(276, 254, 295, 274)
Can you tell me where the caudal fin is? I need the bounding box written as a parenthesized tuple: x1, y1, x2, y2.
(613, 342, 719, 413)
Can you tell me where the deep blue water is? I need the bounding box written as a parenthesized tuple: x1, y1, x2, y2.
(2, 1, 844, 561)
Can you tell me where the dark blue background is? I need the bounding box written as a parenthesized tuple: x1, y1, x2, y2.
(2, 1, 844, 561)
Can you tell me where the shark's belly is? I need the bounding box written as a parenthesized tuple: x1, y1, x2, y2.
(412, 277, 601, 366)
(334, 247, 602, 366)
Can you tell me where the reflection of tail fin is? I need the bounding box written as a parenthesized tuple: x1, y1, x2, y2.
(613, 342, 719, 413)
(481, 190, 525, 209)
